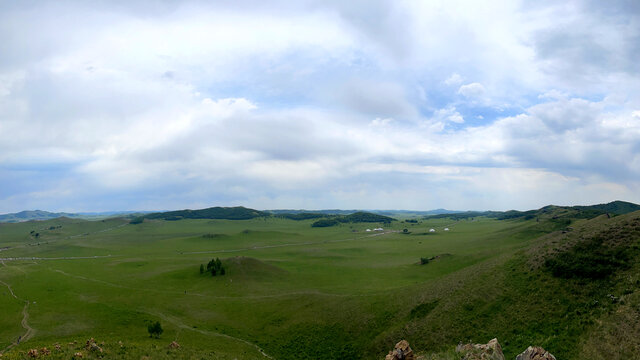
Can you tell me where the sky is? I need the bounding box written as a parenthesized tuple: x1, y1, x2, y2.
(1, 0, 639, 213)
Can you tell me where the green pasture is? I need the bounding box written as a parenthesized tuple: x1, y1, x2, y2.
(1, 213, 638, 359)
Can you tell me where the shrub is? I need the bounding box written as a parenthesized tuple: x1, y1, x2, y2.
(147, 321, 163, 338)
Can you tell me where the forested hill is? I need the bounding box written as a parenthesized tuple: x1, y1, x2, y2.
(575, 200, 640, 215)
(137, 206, 269, 221)
(423, 200, 640, 221)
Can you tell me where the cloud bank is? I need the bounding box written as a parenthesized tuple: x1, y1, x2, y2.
(1, 0, 639, 212)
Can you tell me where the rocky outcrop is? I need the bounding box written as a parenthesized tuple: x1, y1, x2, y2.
(455, 338, 505, 360)
(515, 346, 556, 360)
(385, 340, 414, 360)
(168, 341, 181, 349)
(384, 338, 556, 360)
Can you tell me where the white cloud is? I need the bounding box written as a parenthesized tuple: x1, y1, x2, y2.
(457, 82, 486, 98)
(444, 73, 463, 86)
(433, 106, 464, 124)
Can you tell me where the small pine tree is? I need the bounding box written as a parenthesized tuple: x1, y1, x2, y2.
(199, 264, 204, 274)
(220, 267, 225, 275)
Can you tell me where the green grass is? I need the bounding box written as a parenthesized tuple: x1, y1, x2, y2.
(1, 212, 639, 359)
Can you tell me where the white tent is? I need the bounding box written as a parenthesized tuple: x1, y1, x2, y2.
(429, 228, 436, 232)
(444, 228, 449, 231)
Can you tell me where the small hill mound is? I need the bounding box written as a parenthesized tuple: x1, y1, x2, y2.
(342, 211, 395, 223)
(224, 256, 288, 278)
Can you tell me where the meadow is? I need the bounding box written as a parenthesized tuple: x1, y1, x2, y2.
(0, 210, 638, 359)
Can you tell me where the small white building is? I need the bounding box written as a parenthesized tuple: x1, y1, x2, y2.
(366, 229, 372, 232)
(444, 228, 450, 231)
(429, 228, 436, 232)
(374, 228, 384, 231)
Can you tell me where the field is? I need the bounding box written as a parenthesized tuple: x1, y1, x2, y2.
(1, 211, 639, 359)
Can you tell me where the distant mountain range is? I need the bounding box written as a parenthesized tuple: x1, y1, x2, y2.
(1, 201, 639, 223)
(0, 210, 153, 223)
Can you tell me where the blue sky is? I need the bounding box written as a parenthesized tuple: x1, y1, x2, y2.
(1, 0, 639, 212)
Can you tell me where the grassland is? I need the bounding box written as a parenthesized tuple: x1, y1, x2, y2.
(0, 210, 639, 359)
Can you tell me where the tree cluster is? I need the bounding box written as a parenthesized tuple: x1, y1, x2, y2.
(147, 321, 163, 338)
(201, 257, 226, 276)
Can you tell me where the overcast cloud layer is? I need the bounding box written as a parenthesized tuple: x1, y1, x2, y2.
(1, 0, 639, 212)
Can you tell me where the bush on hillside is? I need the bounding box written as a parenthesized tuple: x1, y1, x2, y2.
(147, 321, 163, 338)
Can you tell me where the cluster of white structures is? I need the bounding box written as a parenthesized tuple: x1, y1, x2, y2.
(429, 228, 450, 232)
(365, 228, 384, 232)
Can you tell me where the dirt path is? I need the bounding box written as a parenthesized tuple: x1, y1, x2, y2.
(148, 310, 273, 359)
(0, 278, 35, 354)
(0, 255, 115, 262)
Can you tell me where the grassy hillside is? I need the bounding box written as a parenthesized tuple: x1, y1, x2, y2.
(1, 206, 639, 359)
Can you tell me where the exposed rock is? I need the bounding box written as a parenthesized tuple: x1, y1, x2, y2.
(168, 341, 181, 349)
(455, 338, 505, 360)
(27, 349, 38, 358)
(85, 338, 102, 353)
(54, 343, 62, 351)
(40, 347, 51, 356)
(385, 339, 414, 360)
(515, 346, 556, 360)
(73, 352, 83, 358)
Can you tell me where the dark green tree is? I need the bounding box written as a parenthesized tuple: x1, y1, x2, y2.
(199, 264, 204, 274)
(147, 321, 163, 338)
(206, 257, 226, 276)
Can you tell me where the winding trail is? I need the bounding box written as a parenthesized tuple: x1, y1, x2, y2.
(148, 310, 273, 359)
(0, 262, 35, 354)
(1, 255, 115, 262)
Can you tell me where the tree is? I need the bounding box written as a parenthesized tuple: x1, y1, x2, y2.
(206, 257, 226, 276)
(199, 264, 204, 274)
(147, 321, 163, 338)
